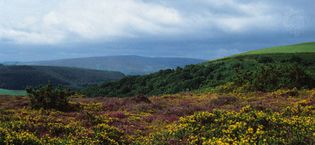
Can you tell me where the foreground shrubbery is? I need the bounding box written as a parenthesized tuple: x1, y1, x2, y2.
(147, 106, 315, 145)
(26, 83, 74, 111)
(0, 89, 314, 144)
(0, 109, 127, 144)
(1, 105, 313, 144)
(0, 124, 126, 145)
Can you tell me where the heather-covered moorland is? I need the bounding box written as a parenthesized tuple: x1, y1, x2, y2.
(1, 0, 315, 144)
(1, 42, 315, 144)
(0, 88, 314, 144)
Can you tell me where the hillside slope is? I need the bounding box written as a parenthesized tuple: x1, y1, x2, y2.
(24, 55, 205, 75)
(241, 42, 315, 55)
(0, 65, 125, 90)
(81, 42, 315, 97)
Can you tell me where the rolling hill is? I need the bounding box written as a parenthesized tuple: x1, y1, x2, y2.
(0, 65, 125, 90)
(81, 42, 315, 97)
(24, 55, 205, 75)
(240, 42, 315, 55)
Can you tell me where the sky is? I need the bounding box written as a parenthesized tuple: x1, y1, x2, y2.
(0, 0, 314, 62)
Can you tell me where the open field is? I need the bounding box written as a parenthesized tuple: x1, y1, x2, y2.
(0, 89, 26, 96)
(0, 89, 314, 144)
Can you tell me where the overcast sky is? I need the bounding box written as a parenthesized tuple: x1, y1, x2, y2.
(0, 0, 314, 61)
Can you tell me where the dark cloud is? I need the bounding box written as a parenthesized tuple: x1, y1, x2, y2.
(0, 0, 314, 62)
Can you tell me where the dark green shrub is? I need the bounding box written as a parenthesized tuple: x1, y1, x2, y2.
(251, 64, 310, 91)
(257, 56, 274, 63)
(26, 83, 74, 111)
(0, 128, 6, 144)
(236, 63, 314, 92)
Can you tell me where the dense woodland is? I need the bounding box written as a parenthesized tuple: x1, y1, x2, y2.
(81, 53, 315, 97)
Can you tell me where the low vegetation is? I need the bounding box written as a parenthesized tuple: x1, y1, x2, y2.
(0, 89, 314, 144)
(149, 106, 314, 145)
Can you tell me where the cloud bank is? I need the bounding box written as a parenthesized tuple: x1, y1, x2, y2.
(0, 0, 311, 44)
(1, 0, 183, 44)
(0, 0, 314, 62)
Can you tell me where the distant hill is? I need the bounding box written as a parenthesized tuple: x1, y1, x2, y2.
(240, 42, 315, 55)
(81, 42, 315, 97)
(24, 55, 205, 75)
(0, 65, 125, 90)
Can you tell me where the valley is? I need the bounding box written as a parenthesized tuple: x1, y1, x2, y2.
(0, 42, 315, 144)
(19, 56, 205, 75)
(81, 42, 315, 97)
(1, 1, 314, 144)
(0, 65, 125, 90)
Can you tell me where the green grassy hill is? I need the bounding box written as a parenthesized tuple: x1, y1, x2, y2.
(241, 42, 315, 55)
(81, 42, 315, 97)
(0, 65, 125, 90)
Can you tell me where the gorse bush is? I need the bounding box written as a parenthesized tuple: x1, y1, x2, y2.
(94, 124, 127, 145)
(0, 109, 128, 144)
(0, 89, 314, 144)
(148, 105, 315, 145)
(0, 127, 41, 145)
(0, 128, 6, 144)
(26, 83, 74, 111)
